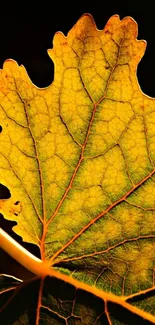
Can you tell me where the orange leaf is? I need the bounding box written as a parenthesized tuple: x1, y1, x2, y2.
(0, 14, 155, 324)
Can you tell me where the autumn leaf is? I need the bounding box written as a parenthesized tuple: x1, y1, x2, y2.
(0, 13, 155, 324)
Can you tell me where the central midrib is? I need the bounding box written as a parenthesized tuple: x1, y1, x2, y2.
(45, 36, 125, 261)
(46, 52, 121, 228)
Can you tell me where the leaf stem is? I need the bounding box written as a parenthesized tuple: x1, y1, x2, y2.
(0, 228, 49, 277)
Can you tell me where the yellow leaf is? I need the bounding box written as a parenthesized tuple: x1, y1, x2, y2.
(0, 14, 155, 324)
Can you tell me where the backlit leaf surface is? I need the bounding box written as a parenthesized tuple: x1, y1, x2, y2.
(0, 14, 155, 324)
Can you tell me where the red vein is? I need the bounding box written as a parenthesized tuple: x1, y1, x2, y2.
(0, 287, 17, 295)
(0, 151, 42, 225)
(41, 305, 67, 323)
(51, 168, 155, 262)
(46, 102, 97, 229)
(15, 87, 46, 259)
(53, 234, 155, 264)
(125, 199, 155, 211)
(0, 153, 41, 243)
(124, 285, 155, 301)
(36, 277, 44, 325)
(105, 301, 112, 325)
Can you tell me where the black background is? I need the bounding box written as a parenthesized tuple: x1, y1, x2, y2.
(0, 0, 155, 279)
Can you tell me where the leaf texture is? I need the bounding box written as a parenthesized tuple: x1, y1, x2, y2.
(0, 14, 155, 324)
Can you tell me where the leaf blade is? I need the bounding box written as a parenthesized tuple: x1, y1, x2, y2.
(0, 13, 155, 324)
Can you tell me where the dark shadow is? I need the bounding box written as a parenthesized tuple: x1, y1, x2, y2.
(1, 275, 154, 325)
(0, 277, 40, 325)
(0, 184, 11, 199)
